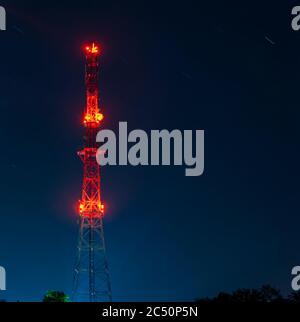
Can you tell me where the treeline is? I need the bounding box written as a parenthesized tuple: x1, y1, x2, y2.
(196, 285, 300, 303)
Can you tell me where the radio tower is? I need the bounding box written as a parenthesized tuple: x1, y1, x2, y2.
(73, 43, 112, 302)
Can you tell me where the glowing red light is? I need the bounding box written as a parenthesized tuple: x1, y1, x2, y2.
(85, 42, 99, 54)
(78, 41, 105, 219)
(83, 112, 103, 125)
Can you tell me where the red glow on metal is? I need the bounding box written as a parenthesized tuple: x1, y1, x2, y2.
(78, 41, 104, 218)
(73, 42, 111, 303)
(85, 42, 99, 54)
(83, 112, 104, 125)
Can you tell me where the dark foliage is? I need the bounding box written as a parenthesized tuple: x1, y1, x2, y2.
(43, 291, 70, 302)
(196, 285, 296, 304)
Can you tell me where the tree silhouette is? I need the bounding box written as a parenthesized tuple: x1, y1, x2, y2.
(288, 291, 300, 303)
(196, 285, 284, 303)
(231, 288, 263, 303)
(259, 285, 282, 302)
(43, 291, 70, 302)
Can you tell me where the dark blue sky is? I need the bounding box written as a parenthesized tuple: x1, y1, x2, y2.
(0, 0, 300, 301)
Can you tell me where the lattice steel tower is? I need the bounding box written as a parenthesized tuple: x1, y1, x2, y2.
(73, 43, 112, 302)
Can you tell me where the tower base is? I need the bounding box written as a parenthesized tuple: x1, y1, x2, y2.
(73, 217, 112, 302)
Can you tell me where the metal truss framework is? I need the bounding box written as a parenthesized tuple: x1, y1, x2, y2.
(72, 43, 112, 302)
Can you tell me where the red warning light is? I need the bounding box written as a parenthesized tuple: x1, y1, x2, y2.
(85, 43, 99, 54)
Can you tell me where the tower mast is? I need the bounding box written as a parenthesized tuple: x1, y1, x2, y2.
(73, 43, 112, 302)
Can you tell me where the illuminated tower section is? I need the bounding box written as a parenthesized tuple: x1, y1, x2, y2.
(73, 43, 112, 302)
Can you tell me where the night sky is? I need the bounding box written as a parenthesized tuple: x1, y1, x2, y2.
(0, 0, 300, 301)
